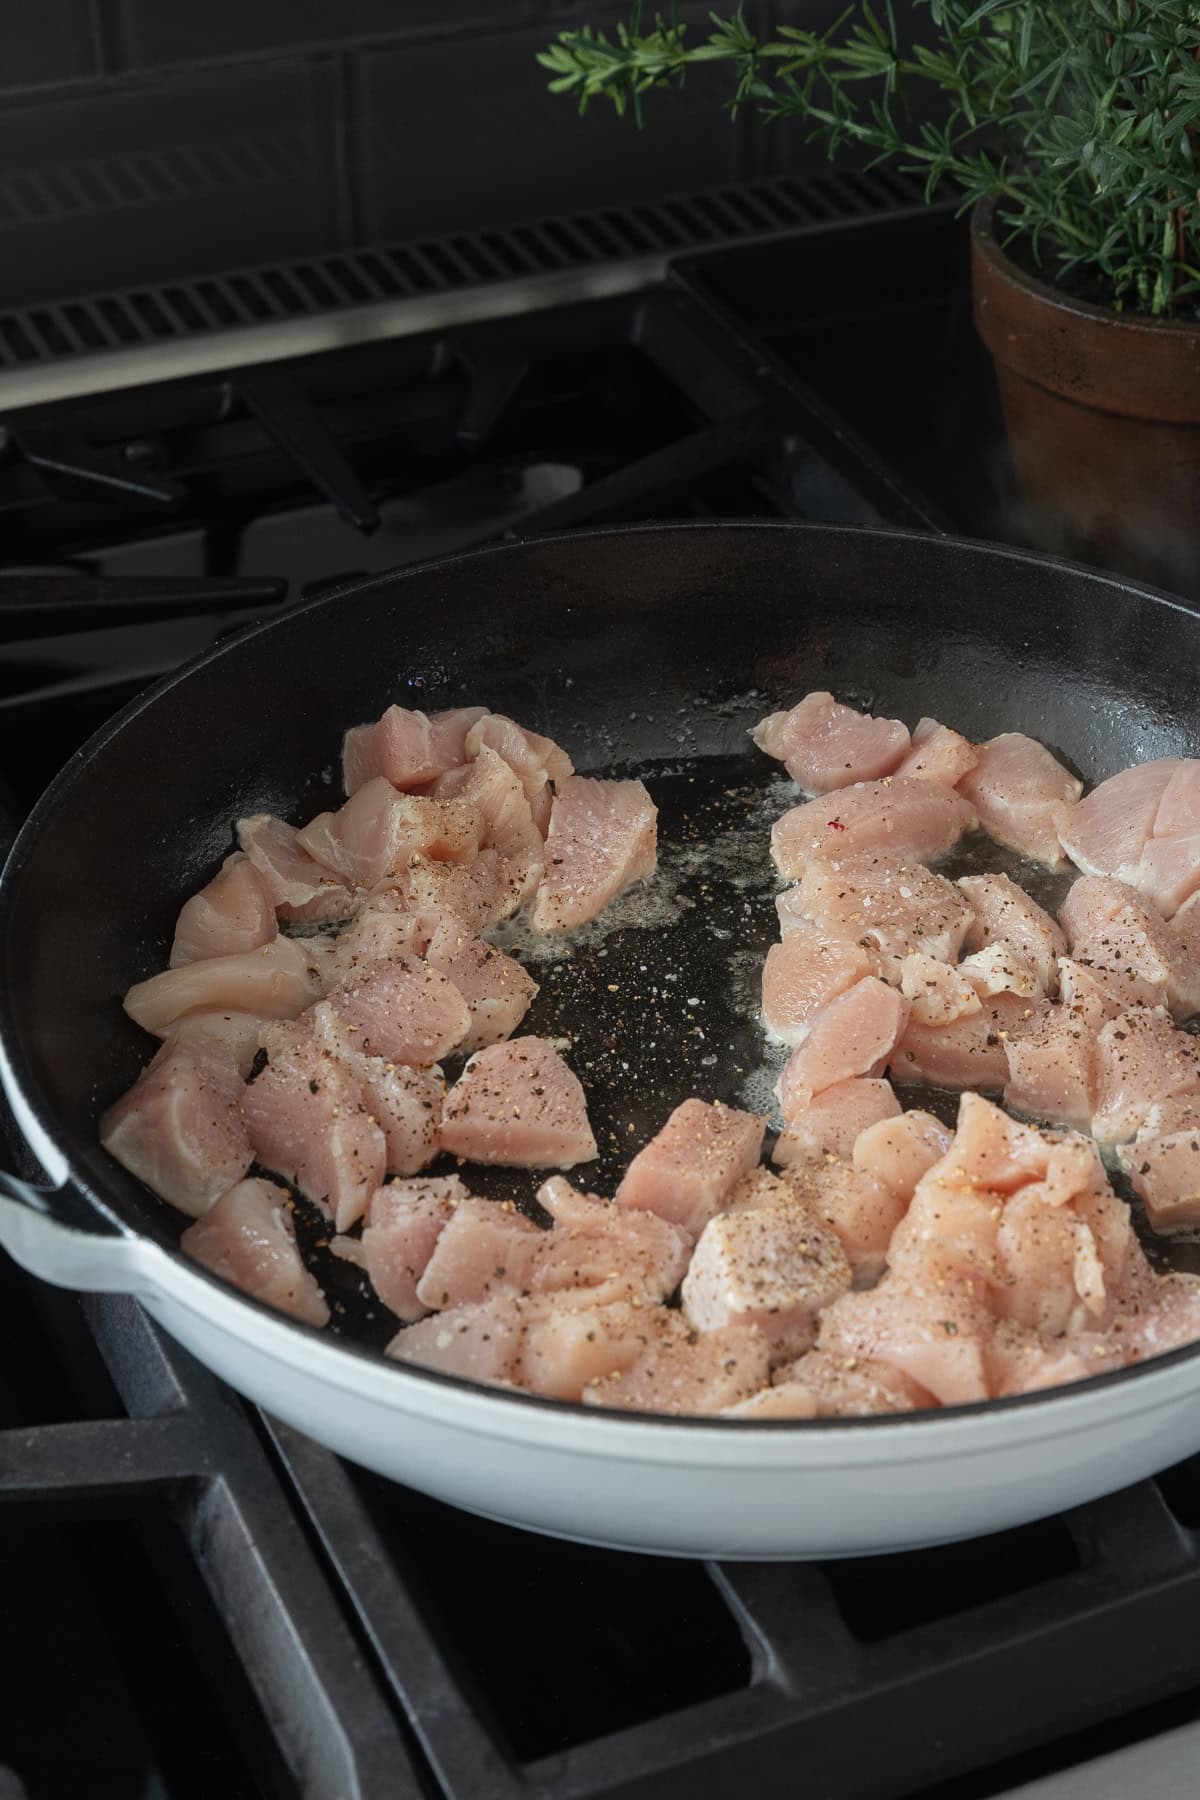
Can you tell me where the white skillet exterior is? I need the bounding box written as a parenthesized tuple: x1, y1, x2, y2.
(4, 1188, 1200, 1560)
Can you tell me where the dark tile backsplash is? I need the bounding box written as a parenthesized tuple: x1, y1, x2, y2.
(0, 0, 900, 307)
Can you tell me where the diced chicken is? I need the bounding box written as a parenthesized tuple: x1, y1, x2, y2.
(309, 1003, 442, 1174)
(533, 1178, 691, 1304)
(100, 1039, 253, 1217)
(383, 852, 512, 934)
(422, 912, 538, 1051)
(530, 775, 657, 932)
(1111, 1272, 1200, 1364)
(296, 779, 482, 884)
(784, 856, 974, 963)
(958, 871, 1067, 992)
(776, 977, 910, 1112)
(1119, 1119, 1200, 1231)
(772, 1077, 901, 1160)
(723, 1384, 819, 1419)
(164, 1010, 267, 1079)
(988, 1322, 1122, 1396)
(1057, 957, 1161, 1021)
(898, 953, 982, 1026)
(342, 703, 488, 795)
(358, 1175, 469, 1320)
(894, 717, 978, 787)
(772, 1349, 929, 1415)
(181, 1179, 329, 1327)
(781, 1155, 909, 1284)
(583, 1321, 771, 1415)
(237, 814, 355, 923)
(891, 992, 1042, 1091)
(751, 691, 910, 794)
(388, 1294, 529, 1385)
(324, 956, 471, 1066)
(1057, 757, 1181, 878)
(681, 1195, 851, 1357)
(415, 1198, 543, 1310)
(958, 943, 1041, 1001)
(771, 779, 975, 879)
(440, 1036, 597, 1168)
(993, 1189, 1109, 1336)
(436, 745, 544, 911)
(318, 904, 435, 991)
(1059, 875, 1200, 1019)
(852, 1109, 952, 1200)
(885, 1173, 1004, 1293)
(1132, 763, 1200, 915)
(941, 1091, 1101, 1199)
(464, 713, 573, 836)
(959, 733, 1082, 868)
(523, 1298, 684, 1402)
(1091, 1007, 1200, 1143)
(124, 937, 324, 1038)
(818, 1280, 993, 1406)
(1003, 1003, 1096, 1131)
(615, 1097, 765, 1238)
(760, 927, 875, 1046)
(170, 855, 277, 968)
(242, 1025, 386, 1230)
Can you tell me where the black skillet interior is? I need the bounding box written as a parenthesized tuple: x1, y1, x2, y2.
(5, 521, 1200, 1351)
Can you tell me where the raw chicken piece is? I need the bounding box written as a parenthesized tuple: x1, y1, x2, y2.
(342, 703, 488, 795)
(897, 953, 981, 1027)
(894, 717, 977, 787)
(124, 937, 324, 1037)
(523, 1298, 684, 1402)
(1059, 875, 1200, 1019)
(771, 1349, 929, 1415)
(958, 871, 1067, 992)
(891, 992, 1042, 1091)
(296, 779, 482, 884)
(750, 691, 910, 794)
(993, 1188, 1110, 1336)
(1003, 1004, 1096, 1131)
(885, 1172, 1004, 1293)
(583, 1322, 771, 1415)
(852, 1109, 952, 1200)
(785, 856, 974, 962)
(988, 1323, 1121, 1396)
(440, 1037, 597, 1168)
(818, 1281, 993, 1406)
(760, 927, 875, 1046)
(164, 1010, 267, 1079)
(771, 779, 975, 879)
(1057, 758, 1181, 878)
(1056, 957, 1161, 1020)
(385, 852, 512, 934)
(422, 912, 538, 1051)
(1118, 1108, 1200, 1230)
(959, 733, 1082, 868)
(388, 1293, 529, 1385)
(464, 714, 573, 836)
(942, 1091, 1102, 1199)
(358, 1175, 469, 1320)
(781, 1155, 909, 1283)
(324, 955, 471, 1066)
(1133, 833, 1200, 919)
(615, 1098, 765, 1238)
(681, 1195, 851, 1357)
(100, 1039, 253, 1217)
(958, 943, 1041, 1001)
(534, 1178, 691, 1304)
(1111, 1273, 1200, 1364)
(530, 775, 657, 932)
(170, 855, 277, 967)
(775, 977, 910, 1112)
(415, 1198, 543, 1310)
(723, 1384, 819, 1419)
(772, 1077, 900, 1160)
(242, 1025, 386, 1230)
(1091, 1007, 1200, 1143)
(181, 1179, 329, 1327)
(436, 745, 544, 910)
(309, 1003, 443, 1175)
(318, 903, 434, 991)
(237, 814, 355, 923)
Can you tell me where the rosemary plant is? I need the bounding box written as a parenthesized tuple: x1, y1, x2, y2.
(538, 3, 1200, 319)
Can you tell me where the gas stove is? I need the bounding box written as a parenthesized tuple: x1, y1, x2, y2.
(4, 171, 1200, 1800)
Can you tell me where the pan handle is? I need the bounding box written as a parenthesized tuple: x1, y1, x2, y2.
(0, 1171, 153, 1295)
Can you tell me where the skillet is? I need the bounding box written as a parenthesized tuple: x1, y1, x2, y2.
(2, 520, 1199, 1561)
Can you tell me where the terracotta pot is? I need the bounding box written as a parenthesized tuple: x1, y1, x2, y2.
(971, 199, 1200, 594)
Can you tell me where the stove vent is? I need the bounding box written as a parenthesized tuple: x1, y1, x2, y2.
(0, 165, 927, 401)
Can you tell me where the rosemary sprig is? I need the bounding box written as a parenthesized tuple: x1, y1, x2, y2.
(538, 3, 1200, 320)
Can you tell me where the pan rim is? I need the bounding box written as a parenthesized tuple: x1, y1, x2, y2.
(6, 516, 1200, 1437)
